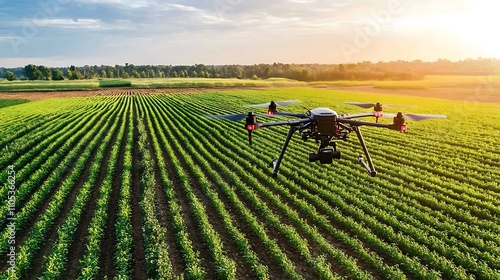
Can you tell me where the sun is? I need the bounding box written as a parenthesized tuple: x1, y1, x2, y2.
(447, 1, 500, 57)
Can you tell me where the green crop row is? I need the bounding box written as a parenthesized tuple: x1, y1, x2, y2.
(0, 98, 120, 256)
(165, 91, 500, 278)
(114, 97, 134, 279)
(1, 88, 498, 278)
(1, 97, 126, 279)
(0, 103, 111, 227)
(76, 97, 129, 279)
(135, 100, 177, 279)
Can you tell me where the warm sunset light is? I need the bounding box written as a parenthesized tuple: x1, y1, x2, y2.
(0, 1, 499, 66)
(1, 2, 500, 279)
(439, 0, 500, 57)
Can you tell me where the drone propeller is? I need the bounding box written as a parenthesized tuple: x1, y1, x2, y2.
(244, 100, 300, 108)
(383, 113, 447, 121)
(205, 112, 280, 122)
(345, 102, 416, 109)
(205, 113, 248, 122)
(206, 112, 261, 145)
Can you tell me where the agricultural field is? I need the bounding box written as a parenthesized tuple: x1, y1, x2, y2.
(0, 78, 306, 92)
(0, 85, 499, 279)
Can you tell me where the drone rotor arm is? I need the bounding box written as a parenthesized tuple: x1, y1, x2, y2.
(338, 118, 394, 128)
(339, 113, 376, 120)
(274, 112, 307, 118)
(259, 118, 312, 128)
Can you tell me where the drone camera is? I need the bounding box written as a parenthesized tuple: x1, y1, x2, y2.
(309, 148, 341, 164)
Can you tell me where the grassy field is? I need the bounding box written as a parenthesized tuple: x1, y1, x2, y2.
(0, 80, 100, 91)
(0, 78, 306, 92)
(2, 75, 499, 95)
(131, 77, 306, 88)
(310, 74, 500, 90)
(0, 99, 29, 109)
(0, 86, 499, 279)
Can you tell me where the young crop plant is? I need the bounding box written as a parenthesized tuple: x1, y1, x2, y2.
(1, 86, 499, 279)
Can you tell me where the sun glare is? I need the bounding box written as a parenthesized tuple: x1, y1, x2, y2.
(447, 1, 500, 57)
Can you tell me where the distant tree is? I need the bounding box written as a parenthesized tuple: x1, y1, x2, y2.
(108, 69, 114, 78)
(5, 71, 16, 81)
(148, 69, 155, 78)
(69, 70, 83, 80)
(232, 66, 243, 79)
(189, 70, 197, 78)
(24, 64, 43, 80)
(140, 71, 147, 78)
(83, 65, 90, 79)
(90, 68, 98, 79)
(101, 70, 107, 78)
(122, 72, 130, 79)
(264, 66, 271, 78)
(51, 69, 65, 80)
(115, 65, 121, 78)
(39, 65, 52, 80)
(172, 71, 178, 78)
(131, 70, 141, 78)
(252, 74, 258, 80)
(66, 68, 84, 80)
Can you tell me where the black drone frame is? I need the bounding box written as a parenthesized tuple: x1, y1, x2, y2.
(208, 101, 445, 177)
(249, 112, 404, 177)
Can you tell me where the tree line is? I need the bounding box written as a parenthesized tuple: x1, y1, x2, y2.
(2, 58, 499, 82)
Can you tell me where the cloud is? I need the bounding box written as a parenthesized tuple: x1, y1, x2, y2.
(31, 18, 130, 30)
(0, 0, 498, 67)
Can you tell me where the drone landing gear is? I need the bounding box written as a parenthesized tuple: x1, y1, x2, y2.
(272, 125, 300, 177)
(353, 126, 377, 177)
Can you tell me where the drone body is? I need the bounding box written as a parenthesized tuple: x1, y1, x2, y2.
(207, 100, 446, 177)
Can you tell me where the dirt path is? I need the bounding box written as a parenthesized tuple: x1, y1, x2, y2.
(0, 88, 221, 100)
(2, 85, 499, 103)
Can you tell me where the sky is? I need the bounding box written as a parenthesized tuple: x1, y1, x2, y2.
(0, 0, 499, 67)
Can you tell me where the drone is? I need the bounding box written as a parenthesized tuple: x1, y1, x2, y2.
(207, 100, 446, 177)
